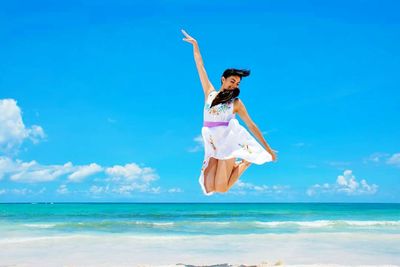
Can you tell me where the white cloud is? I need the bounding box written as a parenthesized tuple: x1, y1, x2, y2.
(188, 134, 204, 153)
(11, 188, 33, 195)
(105, 163, 158, 183)
(168, 187, 183, 193)
(89, 163, 161, 196)
(90, 176, 165, 196)
(387, 153, 400, 167)
(0, 99, 46, 155)
(90, 185, 110, 194)
(363, 152, 390, 164)
(112, 184, 161, 195)
(307, 169, 378, 196)
(1, 156, 77, 183)
(0, 99, 165, 197)
(363, 152, 400, 168)
(230, 180, 290, 195)
(27, 125, 45, 144)
(57, 184, 69, 194)
(106, 163, 142, 179)
(2, 157, 160, 188)
(0, 156, 16, 180)
(68, 163, 103, 182)
(5, 187, 46, 195)
(360, 179, 378, 194)
(326, 161, 351, 167)
(148, 186, 161, 194)
(10, 161, 74, 183)
(1, 155, 163, 196)
(38, 187, 46, 194)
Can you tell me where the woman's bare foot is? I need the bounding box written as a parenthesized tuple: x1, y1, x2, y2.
(226, 159, 252, 191)
(242, 159, 251, 166)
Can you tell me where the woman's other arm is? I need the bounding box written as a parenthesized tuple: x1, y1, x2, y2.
(234, 99, 277, 161)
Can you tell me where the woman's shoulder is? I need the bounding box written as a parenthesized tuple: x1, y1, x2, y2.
(205, 89, 217, 98)
(208, 90, 217, 96)
(233, 97, 242, 112)
(204, 90, 217, 104)
(206, 90, 217, 99)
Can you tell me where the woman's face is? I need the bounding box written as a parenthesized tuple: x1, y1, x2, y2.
(221, 75, 241, 90)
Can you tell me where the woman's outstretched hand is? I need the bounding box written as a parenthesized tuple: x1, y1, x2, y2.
(270, 149, 278, 162)
(181, 29, 198, 46)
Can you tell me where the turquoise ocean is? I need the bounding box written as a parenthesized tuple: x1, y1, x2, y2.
(1, 203, 399, 236)
(1, 203, 400, 266)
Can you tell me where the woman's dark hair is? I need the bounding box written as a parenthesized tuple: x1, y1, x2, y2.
(222, 68, 250, 80)
(210, 68, 250, 108)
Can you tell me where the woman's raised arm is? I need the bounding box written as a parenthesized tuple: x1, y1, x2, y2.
(181, 29, 215, 99)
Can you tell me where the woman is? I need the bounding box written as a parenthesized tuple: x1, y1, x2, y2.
(182, 29, 278, 196)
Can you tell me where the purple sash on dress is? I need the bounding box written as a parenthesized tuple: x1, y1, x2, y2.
(203, 121, 229, 127)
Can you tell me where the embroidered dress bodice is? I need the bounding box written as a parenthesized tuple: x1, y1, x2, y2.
(203, 91, 236, 123)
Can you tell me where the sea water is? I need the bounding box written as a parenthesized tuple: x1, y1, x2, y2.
(1, 203, 399, 266)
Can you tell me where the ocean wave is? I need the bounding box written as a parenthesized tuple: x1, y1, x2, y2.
(20, 220, 176, 230)
(254, 220, 400, 228)
(18, 220, 400, 231)
(22, 223, 57, 229)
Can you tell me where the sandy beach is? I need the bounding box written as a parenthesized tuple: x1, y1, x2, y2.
(1, 232, 399, 266)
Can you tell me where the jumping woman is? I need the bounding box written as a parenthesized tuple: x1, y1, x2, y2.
(182, 29, 278, 196)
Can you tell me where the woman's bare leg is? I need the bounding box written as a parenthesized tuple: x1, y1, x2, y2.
(214, 158, 236, 193)
(226, 160, 252, 190)
(204, 157, 218, 193)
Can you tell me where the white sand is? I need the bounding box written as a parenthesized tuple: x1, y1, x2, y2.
(0, 233, 399, 266)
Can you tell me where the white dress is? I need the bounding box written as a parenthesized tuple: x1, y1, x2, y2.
(199, 90, 273, 196)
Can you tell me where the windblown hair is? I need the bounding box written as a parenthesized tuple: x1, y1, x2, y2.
(210, 68, 250, 108)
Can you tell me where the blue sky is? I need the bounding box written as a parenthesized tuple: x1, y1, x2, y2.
(0, 0, 399, 202)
